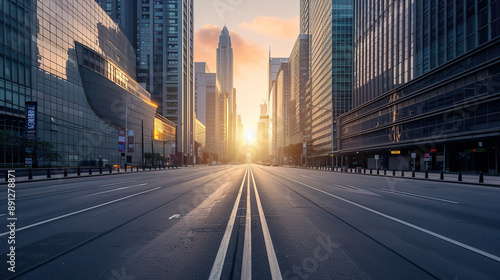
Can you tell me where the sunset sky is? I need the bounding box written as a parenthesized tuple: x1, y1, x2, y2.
(194, 0, 300, 137)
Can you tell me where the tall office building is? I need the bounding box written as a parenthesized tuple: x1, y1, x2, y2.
(276, 63, 291, 165)
(236, 114, 244, 160)
(309, 0, 353, 165)
(300, 0, 313, 78)
(195, 62, 224, 162)
(338, 1, 500, 174)
(137, 0, 195, 165)
(195, 118, 205, 163)
(195, 62, 209, 126)
(256, 104, 269, 162)
(288, 34, 310, 147)
(219, 92, 228, 163)
(0, 0, 175, 167)
(267, 54, 289, 165)
(300, 0, 311, 35)
(268, 83, 277, 164)
(94, 0, 136, 48)
(217, 26, 236, 161)
(268, 56, 289, 95)
(303, 79, 312, 166)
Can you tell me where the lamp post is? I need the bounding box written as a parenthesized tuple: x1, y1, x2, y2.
(124, 100, 129, 171)
(308, 102, 334, 169)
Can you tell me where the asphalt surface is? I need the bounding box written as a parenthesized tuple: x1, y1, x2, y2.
(0, 165, 499, 279)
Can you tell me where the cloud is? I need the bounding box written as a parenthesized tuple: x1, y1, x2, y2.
(238, 16, 299, 41)
(194, 24, 220, 72)
(194, 24, 267, 78)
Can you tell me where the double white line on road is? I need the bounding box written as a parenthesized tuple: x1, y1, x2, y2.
(250, 166, 282, 279)
(242, 166, 252, 280)
(209, 166, 282, 280)
(209, 167, 247, 279)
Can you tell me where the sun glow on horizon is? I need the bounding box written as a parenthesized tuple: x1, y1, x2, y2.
(245, 130, 256, 145)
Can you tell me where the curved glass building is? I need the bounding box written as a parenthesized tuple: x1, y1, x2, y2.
(0, 0, 175, 167)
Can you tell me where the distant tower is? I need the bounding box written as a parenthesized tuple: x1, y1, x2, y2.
(217, 26, 236, 161)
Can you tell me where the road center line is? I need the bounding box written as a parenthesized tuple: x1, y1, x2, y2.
(272, 172, 500, 263)
(379, 188, 459, 204)
(0, 187, 162, 237)
(300, 175, 314, 179)
(209, 166, 248, 280)
(242, 166, 252, 280)
(80, 183, 148, 197)
(250, 166, 283, 280)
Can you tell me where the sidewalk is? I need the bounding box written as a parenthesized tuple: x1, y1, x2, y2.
(0, 166, 178, 185)
(300, 166, 500, 187)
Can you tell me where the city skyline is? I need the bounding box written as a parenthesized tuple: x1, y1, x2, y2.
(1, 1, 500, 279)
(194, 0, 300, 135)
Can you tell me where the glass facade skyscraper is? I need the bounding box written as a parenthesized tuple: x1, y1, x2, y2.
(310, 0, 353, 160)
(338, 1, 500, 173)
(217, 26, 236, 161)
(0, 0, 32, 166)
(288, 34, 309, 147)
(0, 0, 175, 167)
(94, 0, 136, 48)
(137, 0, 194, 165)
(276, 62, 291, 165)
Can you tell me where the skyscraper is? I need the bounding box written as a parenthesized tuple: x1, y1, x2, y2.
(137, 0, 195, 165)
(337, 1, 500, 174)
(257, 104, 270, 162)
(217, 26, 236, 161)
(310, 0, 353, 165)
(276, 62, 291, 165)
(268, 56, 289, 95)
(267, 54, 288, 165)
(236, 114, 244, 161)
(300, 0, 312, 37)
(195, 62, 224, 162)
(0, 0, 175, 168)
(288, 34, 309, 147)
(94, 0, 136, 48)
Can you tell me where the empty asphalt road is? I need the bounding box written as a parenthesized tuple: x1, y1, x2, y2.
(1, 164, 499, 279)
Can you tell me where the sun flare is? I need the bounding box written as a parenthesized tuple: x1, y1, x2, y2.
(245, 130, 256, 145)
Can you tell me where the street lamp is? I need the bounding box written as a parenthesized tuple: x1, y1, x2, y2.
(123, 100, 129, 171)
(307, 102, 335, 169)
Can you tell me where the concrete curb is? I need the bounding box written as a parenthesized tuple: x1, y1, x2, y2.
(297, 167, 500, 188)
(0, 167, 181, 186)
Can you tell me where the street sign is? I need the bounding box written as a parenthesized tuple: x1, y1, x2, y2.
(119, 130, 126, 152)
(391, 150, 401, 155)
(424, 158, 431, 162)
(25, 102, 37, 167)
(411, 153, 417, 159)
(424, 153, 430, 158)
(374, 155, 379, 160)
